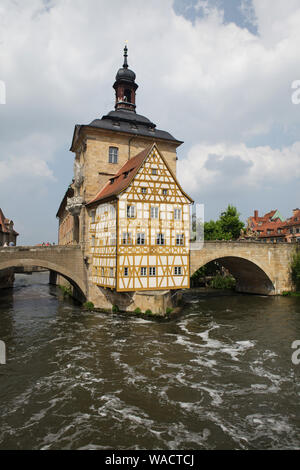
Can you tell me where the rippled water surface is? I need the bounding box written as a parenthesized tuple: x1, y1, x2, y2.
(0, 273, 299, 450)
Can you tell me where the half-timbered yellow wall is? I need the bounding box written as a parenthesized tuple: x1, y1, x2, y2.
(89, 201, 117, 288)
(117, 146, 190, 291)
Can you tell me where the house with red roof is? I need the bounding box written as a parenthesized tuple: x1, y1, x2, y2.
(244, 208, 300, 243)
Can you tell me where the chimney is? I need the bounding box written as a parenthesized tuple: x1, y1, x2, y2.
(254, 210, 258, 221)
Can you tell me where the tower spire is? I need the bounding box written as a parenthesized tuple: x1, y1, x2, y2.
(123, 44, 128, 69)
(113, 44, 138, 113)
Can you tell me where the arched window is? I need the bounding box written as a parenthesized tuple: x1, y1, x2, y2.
(124, 89, 132, 103)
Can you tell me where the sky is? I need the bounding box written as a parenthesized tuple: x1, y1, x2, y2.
(0, 0, 300, 245)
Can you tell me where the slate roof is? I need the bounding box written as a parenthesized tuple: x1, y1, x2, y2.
(70, 109, 182, 151)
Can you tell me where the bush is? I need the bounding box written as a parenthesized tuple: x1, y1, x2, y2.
(145, 309, 152, 315)
(210, 274, 236, 289)
(166, 307, 173, 315)
(83, 301, 94, 311)
(112, 304, 119, 313)
(134, 307, 142, 314)
(291, 250, 300, 291)
(59, 285, 72, 297)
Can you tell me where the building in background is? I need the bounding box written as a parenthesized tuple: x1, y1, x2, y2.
(282, 208, 300, 243)
(0, 208, 18, 246)
(243, 208, 300, 243)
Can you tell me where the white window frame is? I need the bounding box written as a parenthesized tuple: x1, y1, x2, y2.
(149, 267, 156, 276)
(122, 232, 132, 245)
(176, 233, 184, 246)
(174, 266, 182, 275)
(150, 206, 159, 219)
(174, 208, 181, 220)
(127, 205, 135, 218)
(136, 232, 146, 245)
(156, 233, 165, 245)
(140, 267, 147, 276)
(109, 146, 118, 164)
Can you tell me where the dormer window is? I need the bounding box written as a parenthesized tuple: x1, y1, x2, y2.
(110, 178, 115, 184)
(123, 171, 129, 178)
(109, 146, 118, 164)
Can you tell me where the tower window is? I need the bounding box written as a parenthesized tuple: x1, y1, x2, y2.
(109, 147, 118, 164)
(124, 89, 132, 103)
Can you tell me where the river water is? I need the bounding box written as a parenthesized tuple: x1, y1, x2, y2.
(0, 272, 299, 450)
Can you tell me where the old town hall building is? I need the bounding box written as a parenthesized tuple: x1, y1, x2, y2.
(56, 47, 193, 311)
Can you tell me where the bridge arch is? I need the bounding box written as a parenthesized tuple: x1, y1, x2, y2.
(0, 258, 87, 300)
(191, 254, 275, 295)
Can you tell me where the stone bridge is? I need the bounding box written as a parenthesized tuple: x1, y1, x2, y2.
(0, 242, 297, 301)
(190, 241, 297, 295)
(0, 245, 88, 298)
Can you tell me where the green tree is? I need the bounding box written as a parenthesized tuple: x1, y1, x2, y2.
(204, 205, 244, 241)
(219, 205, 245, 239)
(291, 250, 300, 291)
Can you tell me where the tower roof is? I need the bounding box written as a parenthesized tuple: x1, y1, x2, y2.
(69, 46, 183, 151)
(115, 45, 136, 83)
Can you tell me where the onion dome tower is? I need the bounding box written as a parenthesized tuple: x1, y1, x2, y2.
(113, 45, 138, 112)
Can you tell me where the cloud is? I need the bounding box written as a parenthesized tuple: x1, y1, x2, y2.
(0, 0, 299, 242)
(0, 133, 55, 183)
(178, 141, 300, 222)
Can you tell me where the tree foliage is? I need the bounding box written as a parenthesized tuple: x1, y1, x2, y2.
(204, 205, 244, 241)
(291, 250, 300, 291)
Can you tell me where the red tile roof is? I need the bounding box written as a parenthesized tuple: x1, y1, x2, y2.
(87, 143, 193, 206)
(87, 145, 152, 206)
(0, 208, 19, 235)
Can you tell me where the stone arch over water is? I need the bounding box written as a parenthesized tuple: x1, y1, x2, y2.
(191, 255, 275, 295)
(0, 258, 87, 301)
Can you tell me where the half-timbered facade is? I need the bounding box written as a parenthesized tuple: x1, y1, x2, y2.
(87, 144, 193, 292)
